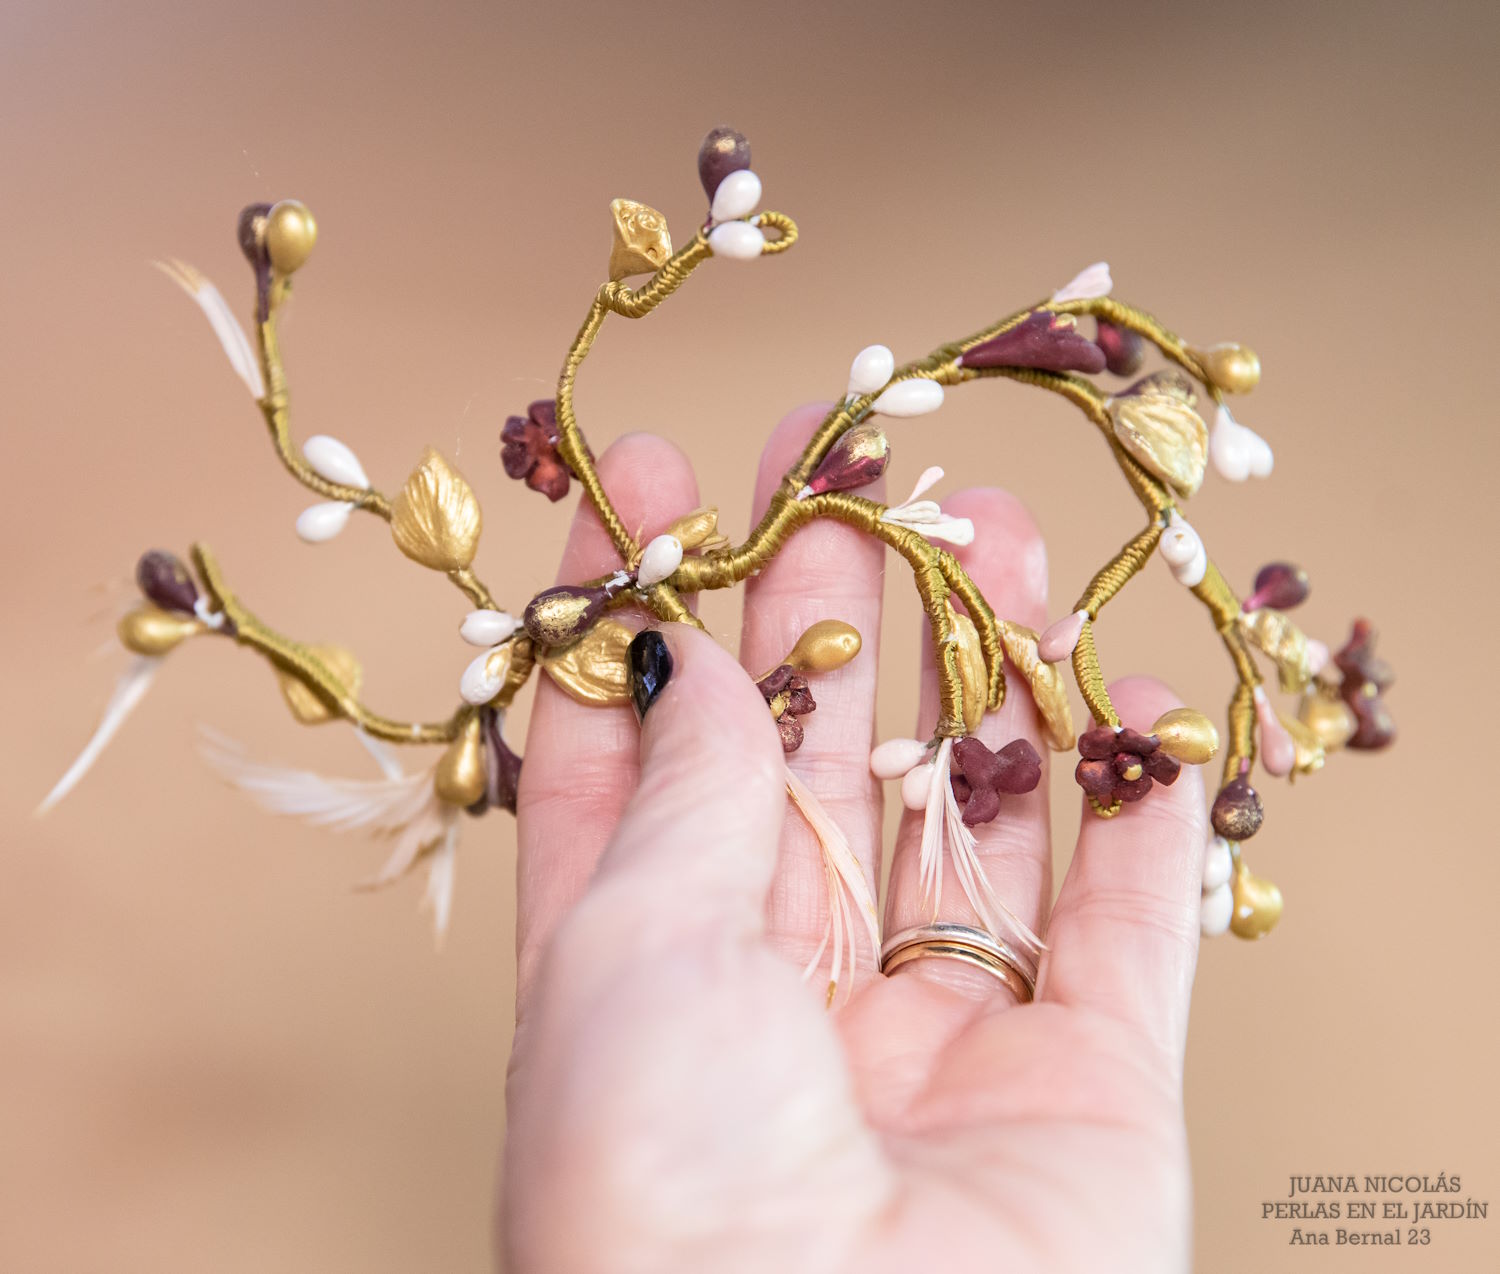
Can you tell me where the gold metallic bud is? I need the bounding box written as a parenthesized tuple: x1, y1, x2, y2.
(1297, 691, 1357, 752)
(537, 619, 633, 706)
(665, 506, 730, 554)
(277, 644, 363, 724)
(1149, 707, 1219, 765)
(950, 609, 988, 734)
(390, 447, 483, 572)
(118, 603, 203, 656)
(1229, 861, 1283, 939)
(783, 619, 862, 674)
(1189, 342, 1261, 395)
(434, 715, 487, 807)
(1283, 713, 1326, 778)
(608, 198, 673, 281)
(265, 200, 318, 275)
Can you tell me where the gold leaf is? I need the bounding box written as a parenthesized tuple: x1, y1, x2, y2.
(996, 620, 1076, 751)
(950, 608, 988, 734)
(783, 620, 862, 674)
(1109, 392, 1208, 497)
(666, 506, 730, 554)
(537, 619, 634, 706)
(1238, 608, 1311, 693)
(278, 644, 363, 724)
(390, 447, 482, 572)
(117, 604, 202, 656)
(1283, 712, 1326, 778)
(609, 198, 673, 282)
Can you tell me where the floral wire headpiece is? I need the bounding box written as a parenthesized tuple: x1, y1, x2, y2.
(40, 127, 1394, 996)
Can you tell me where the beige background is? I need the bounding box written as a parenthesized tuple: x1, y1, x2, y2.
(3, 1, 1497, 1269)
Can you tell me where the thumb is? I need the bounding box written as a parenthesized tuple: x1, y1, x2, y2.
(553, 624, 789, 978)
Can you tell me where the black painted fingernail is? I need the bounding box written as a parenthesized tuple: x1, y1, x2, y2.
(627, 630, 672, 721)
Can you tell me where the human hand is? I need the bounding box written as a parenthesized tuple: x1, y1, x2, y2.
(502, 405, 1206, 1274)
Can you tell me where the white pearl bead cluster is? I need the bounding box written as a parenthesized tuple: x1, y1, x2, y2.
(458, 608, 521, 705)
(1199, 835, 1235, 936)
(294, 435, 371, 543)
(705, 169, 767, 260)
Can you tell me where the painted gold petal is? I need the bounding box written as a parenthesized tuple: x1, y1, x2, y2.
(390, 447, 482, 572)
(278, 643, 364, 724)
(1109, 392, 1208, 498)
(665, 505, 730, 554)
(1283, 712, 1326, 778)
(997, 619, 1076, 751)
(950, 609, 988, 734)
(1238, 608, 1312, 693)
(1297, 690, 1356, 752)
(537, 618, 634, 706)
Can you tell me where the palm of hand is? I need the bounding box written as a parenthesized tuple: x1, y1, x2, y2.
(504, 408, 1205, 1274)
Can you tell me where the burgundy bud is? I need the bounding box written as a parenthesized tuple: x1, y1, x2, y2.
(236, 203, 272, 267)
(1244, 562, 1310, 612)
(1212, 775, 1264, 840)
(698, 126, 751, 200)
(476, 707, 522, 814)
(523, 584, 609, 648)
(962, 312, 1107, 374)
(135, 550, 199, 614)
(804, 424, 890, 496)
(1095, 319, 1146, 377)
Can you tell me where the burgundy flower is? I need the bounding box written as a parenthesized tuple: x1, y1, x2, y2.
(135, 549, 200, 615)
(962, 311, 1107, 375)
(501, 399, 571, 502)
(758, 664, 816, 752)
(950, 736, 1042, 826)
(1075, 725, 1180, 808)
(1333, 619, 1395, 750)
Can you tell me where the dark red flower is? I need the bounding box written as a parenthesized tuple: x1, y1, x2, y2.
(962, 311, 1107, 375)
(1074, 725, 1180, 808)
(501, 399, 571, 502)
(950, 736, 1042, 826)
(758, 664, 816, 753)
(1333, 619, 1395, 750)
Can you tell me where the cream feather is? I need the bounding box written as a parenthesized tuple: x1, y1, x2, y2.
(37, 655, 163, 815)
(155, 258, 265, 400)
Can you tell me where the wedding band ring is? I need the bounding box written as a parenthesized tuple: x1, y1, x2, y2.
(879, 923, 1036, 1002)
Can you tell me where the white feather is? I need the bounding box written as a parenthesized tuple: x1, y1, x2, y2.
(37, 656, 162, 814)
(1051, 261, 1113, 304)
(154, 259, 265, 399)
(421, 824, 460, 942)
(785, 769, 880, 1006)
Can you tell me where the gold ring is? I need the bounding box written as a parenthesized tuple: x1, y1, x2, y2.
(879, 923, 1036, 1002)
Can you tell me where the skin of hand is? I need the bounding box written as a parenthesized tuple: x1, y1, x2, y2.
(502, 405, 1207, 1274)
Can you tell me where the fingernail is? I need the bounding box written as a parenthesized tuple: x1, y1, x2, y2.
(627, 629, 672, 721)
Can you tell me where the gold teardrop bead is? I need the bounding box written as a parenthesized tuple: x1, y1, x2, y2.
(1297, 692, 1357, 752)
(1149, 707, 1219, 765)
(1282, 713, 1326, 778)
(434, 715, 487, 807)
(1189, 342, 1261, 394)
(1229, 863, 1283, 939)
(117, 604, 203, 656)
(783, 620, 862, 674)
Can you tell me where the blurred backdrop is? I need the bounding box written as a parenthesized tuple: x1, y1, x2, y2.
(3, 1, 1497, 1270)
